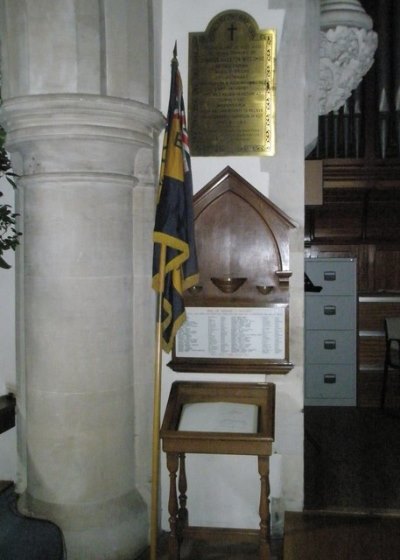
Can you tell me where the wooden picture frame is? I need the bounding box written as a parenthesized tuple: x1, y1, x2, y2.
(168, 304, 292, 374)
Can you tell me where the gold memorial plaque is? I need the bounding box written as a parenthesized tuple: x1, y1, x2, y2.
(188, 10, 276, 157)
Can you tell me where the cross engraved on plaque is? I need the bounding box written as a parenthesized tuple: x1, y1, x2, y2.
(227, 24, 237, 40)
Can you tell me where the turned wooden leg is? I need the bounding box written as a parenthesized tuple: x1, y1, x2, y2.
(167, 453, 180, 559)
(178, 452, 188, 538)
(258, 455, 271, 560)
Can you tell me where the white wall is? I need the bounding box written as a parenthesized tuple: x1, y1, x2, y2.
(0, 174, 17, 481)
(159, 0, 312, 534)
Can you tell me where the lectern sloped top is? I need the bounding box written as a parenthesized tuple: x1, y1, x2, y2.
(160, 381, 275, 456)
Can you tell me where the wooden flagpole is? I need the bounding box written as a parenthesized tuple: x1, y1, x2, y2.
(150, 243, 167, 560)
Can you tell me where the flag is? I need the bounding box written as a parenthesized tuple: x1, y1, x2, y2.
(152, 46, 199, 353)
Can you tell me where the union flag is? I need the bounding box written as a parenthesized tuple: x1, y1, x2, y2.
(152, 47, 199, 353)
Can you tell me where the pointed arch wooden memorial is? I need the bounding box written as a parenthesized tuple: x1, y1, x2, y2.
(169, 167, 296, 374)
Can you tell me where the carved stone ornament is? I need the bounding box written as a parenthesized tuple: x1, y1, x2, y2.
(319, 0, 378, 115)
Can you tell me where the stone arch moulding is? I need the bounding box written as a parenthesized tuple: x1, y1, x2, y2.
(168, 166, 297, 374)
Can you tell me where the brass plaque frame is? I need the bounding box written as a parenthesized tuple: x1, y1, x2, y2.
(188, 10, 276, 157)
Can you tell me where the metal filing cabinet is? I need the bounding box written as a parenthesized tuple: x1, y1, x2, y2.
(305, 258, 357, 406)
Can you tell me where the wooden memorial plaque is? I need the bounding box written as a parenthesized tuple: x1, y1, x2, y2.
(168, 167, 296, 374)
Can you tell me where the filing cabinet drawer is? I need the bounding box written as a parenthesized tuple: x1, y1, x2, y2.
(305, 259, 356, 296)
(305, 330, 356, 364)
(305, 364, 356, 402)
(305, 296, 356, 330)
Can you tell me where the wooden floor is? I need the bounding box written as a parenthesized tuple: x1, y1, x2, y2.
(304, 407, 400, 511)
(283, 511, 400, 560)
(141, 405, 400, 559)
(139, 532, 283, 559)
(140, 512, 400, 559)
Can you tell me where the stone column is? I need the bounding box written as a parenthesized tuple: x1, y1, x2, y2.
(0, 1, 163, 559)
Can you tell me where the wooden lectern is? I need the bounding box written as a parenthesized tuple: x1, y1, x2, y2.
(160, 381, 275, 559)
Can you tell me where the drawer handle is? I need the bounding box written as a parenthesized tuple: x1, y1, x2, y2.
(324, 339, 336, 350)
(324, 271, 336, 281)
(324, 374, 336, 384)
(323, 305, 336, 315)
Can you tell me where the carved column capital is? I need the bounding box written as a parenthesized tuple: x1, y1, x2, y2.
(319, 25, 377, 115)
(319, 0, 378, 115)
(1, 94, 163, 176)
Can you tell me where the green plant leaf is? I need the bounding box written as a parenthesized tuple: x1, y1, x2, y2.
(0, 255, 11, 269)
(5, 176, 18, 189)
(0, 122, 22, 271)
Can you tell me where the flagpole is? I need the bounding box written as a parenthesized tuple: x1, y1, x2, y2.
(149, 43, 198, 558)
(150, 243, 166, 560)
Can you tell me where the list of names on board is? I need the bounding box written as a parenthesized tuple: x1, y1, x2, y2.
(176, 307, 285, 360)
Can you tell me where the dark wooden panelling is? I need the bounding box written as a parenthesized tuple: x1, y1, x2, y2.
(367, 190, 400, 240)
(358, 299, 400, 405)
(359, 301, 400, 331)
(358, 336, 385, 369)
(306, 187, 400, 292)
(374, 248, 400, 291)
(310, 189, 364, 240)
(357, 369, 400, 408)
(189, 166, 295, 305)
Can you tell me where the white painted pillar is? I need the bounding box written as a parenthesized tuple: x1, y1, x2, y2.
(0, 1, 163, 558)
